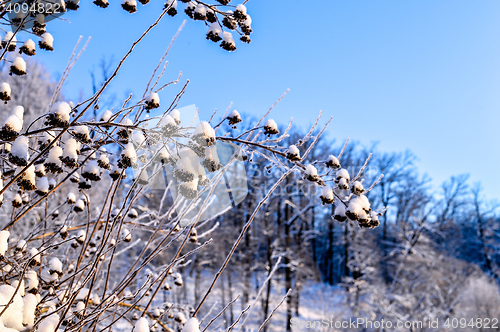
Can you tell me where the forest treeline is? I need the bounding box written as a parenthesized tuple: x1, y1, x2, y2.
(162, 121, 500, 331)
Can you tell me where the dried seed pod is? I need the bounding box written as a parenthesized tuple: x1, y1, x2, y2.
(122, 0, 137, 13)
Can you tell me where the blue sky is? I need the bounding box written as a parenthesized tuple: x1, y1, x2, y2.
(23, 0, 500, 201)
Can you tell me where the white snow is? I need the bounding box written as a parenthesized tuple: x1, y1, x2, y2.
(158, 114, 176, 127)
(12, 105, 24, 121)
(326, 155, 340, 168)
(36, 177, 49, 194)
(0, 230, 9, 257)
(195, 121, 215, 140)
(236, 4, 247, 14)
(63, 138, 78, 160)
(3, 31, 16, 45)
(51, 101, 71, 124)
(146, 92, 159, 105)
(11, 136, 29, 161)
(286, 145, 300, 159)
(16, 239, 26, 251)
(264, 119, 278, 134)
(204, 145, 220, 164)
(336, 168, 350, 181)
(183, 317, 200, 332)
(305, 164, 317, 176)
(121, 228, 132, 242)
(351, 180, 364, 195)
(128, 208, 138, 218)
(228, 110, 241, 120)
(123, 142, 137, 160)
(132, 130, 146, 146)
(101, 110, 113, 122)
(165, 0, 177, 9)
(195, 3, 206, 15)
(134, 317, 149, 332)
(35, 164, 46, 176)
(83, 160, 99, 176)
(36, 312, 59, 332)
(21, 165, 36, 188)
(0, 82, 11, 95)
(23, 293, 38, 328)
(12, 57, 26, 72)
(320, 186, 334, 200)
(22, 39, 35, 51)
(222, 31, 235, 44)
(76, 230, 86, 242)
(170, 109, 181, 124)
(25, 270, 39, 291)
(0, 285, 24, 330)
(49, 258, 62, 274)
(73, 125, 89, 136)
(28, 248, 40, 265)
(46, 146, 62, 163)
(334, 204, 346, 218)
(337, 177, 348, 189)
(41, 33, 54, 47)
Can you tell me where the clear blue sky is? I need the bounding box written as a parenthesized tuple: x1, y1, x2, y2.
(24, 0, 500, 201)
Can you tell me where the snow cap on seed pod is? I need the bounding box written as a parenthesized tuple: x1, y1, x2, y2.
(17, 165, 36, 191)
(165, 0, 178, 16)
(184, 1, 196, 18)
(74, 199, 85, 213)
(2, 31, 17, 51)
(122, 0, 137, 13)
(203, 145, 222, 172)
(0, 230, 9, 258)
(20, 39, 36, 56)
(319, 186, 335, 205)
(1, 106, 23, 140)
(35, 164, 46, 177)
(12, 192, 22, 207)
(94, 0, 109, 8)
(193, 3, 207, 20)
(326, 155, 340, 169)
(71, 125, 91, 144)
(194, 121, 216, 147)
(134, 317, 149, 332)
(333, 203, 347, 222)
(206, 22, 222, 42)
(35, 177, 49, 196)
(128, 208, 138, 219)
(233, 4, 247, 20)
(46, 101, 71, 127)
(227, 110, 242, 126)
(60, 138, 79, 168)
(264, 119, 279, 136)
(304, 164, 318, 182)
(10, 57, 26, 76)
(206, 6, 216, 22)
(145, 92, 160, 110)
(286, 145, 300, 161)
(183, 317, 201, 332)
(8, 135, 29, 166)
(118, 143, 138, 169)
(39, 33, 54, 51)
(82, 160, 101, 181)
(220, 31, 236, 51)
(351, 181, 364, 196)
(97, 148, 110, 170)
(159, 115, 178, 136)
(0, 82, 11, 102)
